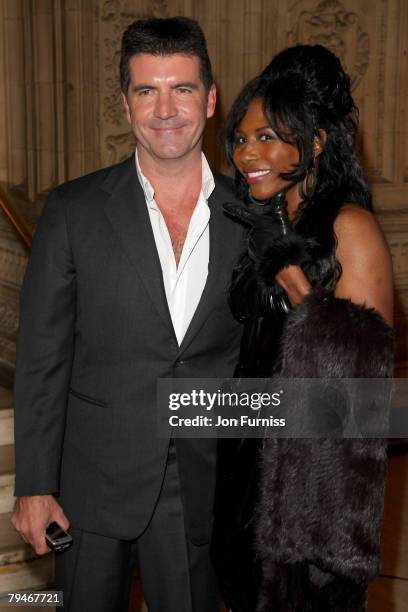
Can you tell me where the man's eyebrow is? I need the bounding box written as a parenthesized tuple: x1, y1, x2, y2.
(131, 84, 157, 92)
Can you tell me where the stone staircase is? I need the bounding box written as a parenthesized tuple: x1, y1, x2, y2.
(0, 387, 148, 611)
(0, 387, 54, 606)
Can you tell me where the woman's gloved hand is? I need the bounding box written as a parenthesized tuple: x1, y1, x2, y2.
(223, 191, 315, 288)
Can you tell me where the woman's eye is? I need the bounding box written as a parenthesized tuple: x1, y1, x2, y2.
(233, 135, 246, 145)
(259, 132, 275, 142)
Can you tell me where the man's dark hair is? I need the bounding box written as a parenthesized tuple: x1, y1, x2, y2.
(120, 16, 213, 93)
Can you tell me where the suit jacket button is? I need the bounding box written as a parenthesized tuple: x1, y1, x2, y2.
(175, 360, 185, 367)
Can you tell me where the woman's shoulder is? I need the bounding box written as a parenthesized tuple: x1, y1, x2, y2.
(333, 202, 383, 247)
(332, 204, 393, 326)
(334, 202, 376, 230)
(333, 201, 392, 283)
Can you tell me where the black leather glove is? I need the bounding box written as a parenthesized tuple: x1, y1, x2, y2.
(223, 191, 314, 288)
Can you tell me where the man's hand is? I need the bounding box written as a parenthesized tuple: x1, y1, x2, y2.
(11, 495, 69, 555)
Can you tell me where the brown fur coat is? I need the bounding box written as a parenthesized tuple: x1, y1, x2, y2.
(255, 288, 394, 611)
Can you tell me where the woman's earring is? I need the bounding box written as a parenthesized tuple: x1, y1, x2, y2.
(303, 164, 317, 199)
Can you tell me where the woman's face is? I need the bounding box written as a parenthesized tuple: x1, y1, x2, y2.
(232, 97, 300, 205)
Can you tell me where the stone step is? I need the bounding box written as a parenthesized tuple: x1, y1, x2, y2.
(0, 409, 13, 447)
(0, 542, 37, 568)
(0, 387, 14, 451)
(0, 513, 21, 553)
(0, 474, 14, 515)
(0, 514, 53, 598)
(0, 555, 53, 596)
(0, 602, 55, 612)
(0, 512, 47, 573)
(0, 382, 53, 602)
(0, 445, 14, 476)
(0, 388, 12, 410)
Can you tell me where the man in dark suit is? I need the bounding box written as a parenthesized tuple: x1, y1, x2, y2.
(11, 17, 243, 612)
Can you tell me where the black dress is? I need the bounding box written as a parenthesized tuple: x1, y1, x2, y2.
(211, 254, 289, 612)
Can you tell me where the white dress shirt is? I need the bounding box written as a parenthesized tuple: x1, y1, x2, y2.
(135, 150, 214, 345)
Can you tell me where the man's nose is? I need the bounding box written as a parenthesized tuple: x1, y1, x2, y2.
(154, 91, 177, 119)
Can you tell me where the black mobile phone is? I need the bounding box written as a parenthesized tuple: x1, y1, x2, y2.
(45, 522, 73, 553)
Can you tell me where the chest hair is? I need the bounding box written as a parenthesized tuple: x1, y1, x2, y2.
(161, 211, 190, 266)
(157, 194, 199, 266)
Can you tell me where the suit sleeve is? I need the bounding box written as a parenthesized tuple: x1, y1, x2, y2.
(14, 188, 76, 496)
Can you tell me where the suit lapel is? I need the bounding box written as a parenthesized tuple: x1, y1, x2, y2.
(103, 157, 175, 334)
(177, 181, 233, 355)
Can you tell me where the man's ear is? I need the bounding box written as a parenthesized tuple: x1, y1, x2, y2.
(206, 84, 217, 119)
(313, 129, 327, 158)
(122, 92, 131, 124)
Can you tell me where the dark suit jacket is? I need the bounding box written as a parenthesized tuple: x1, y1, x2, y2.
(13, 155, 244, 544)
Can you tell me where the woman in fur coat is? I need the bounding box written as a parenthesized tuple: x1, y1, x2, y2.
(212, 45, 394, 611)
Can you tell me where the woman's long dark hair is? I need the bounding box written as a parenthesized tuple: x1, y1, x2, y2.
(225, 44, 372, 290)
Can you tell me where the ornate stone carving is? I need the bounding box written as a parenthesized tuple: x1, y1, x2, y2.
(101, 0, 122, 22)
(0, 333, 16, 377)
(369, 5, 387, 183)
(389, 239, 408, 278)
(0, 304, 19, 338)
(105, 132, 136, 165)
(101, 0, 168, 23)
(0, 249, 27, 289)
(289, 0, 369, 90)
(103, 91, 124, 126)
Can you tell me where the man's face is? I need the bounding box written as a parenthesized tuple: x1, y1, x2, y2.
(122, 53, 216, 162)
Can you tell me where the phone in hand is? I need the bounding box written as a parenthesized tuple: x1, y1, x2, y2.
(45, 521, 73, 553)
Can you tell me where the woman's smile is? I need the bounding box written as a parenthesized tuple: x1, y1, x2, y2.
(244, 169, 272, 183)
